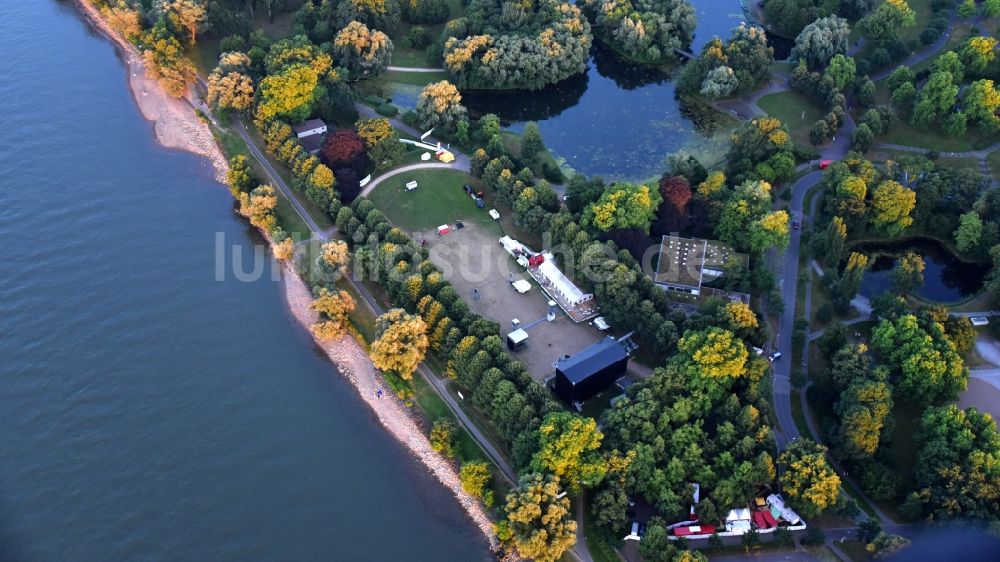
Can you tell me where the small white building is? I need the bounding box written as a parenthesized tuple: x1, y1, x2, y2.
(292, 118, 328, 139)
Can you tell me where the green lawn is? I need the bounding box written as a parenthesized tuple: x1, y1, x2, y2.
(838, 540, 873, 562)
(366, 169, 496, 231)
(757, 91, 825, 147)
(383, 69, 450, 87)
(410, 373, 488, 464)
(877, 118, 1000, 152)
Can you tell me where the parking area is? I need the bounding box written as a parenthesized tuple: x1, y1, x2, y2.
(417, 220, 608, 380)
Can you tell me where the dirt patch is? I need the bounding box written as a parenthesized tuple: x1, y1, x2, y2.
(959, 376, 1000, 425)
(421, 221, 607, 380)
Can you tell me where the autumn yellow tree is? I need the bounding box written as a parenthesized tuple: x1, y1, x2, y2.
(164, 0, 206, 44)
(498, 473, 577, 562)
(677, 327, 749, 378)
(319, 240, 350, 278)
(529, 412, 607, 493)
(237, 184, 278, 232)
(869, 180, 916, 235)
(310, 288, 355, 341)
(370, 308, 429, 379)
(273, 237, 295, 261)
(257, 64, 320, 122)
(333, 20, 394, 76)
(724, 301, 758, 337)
(102, 2, 142, 41)
(778, 439, 841, 517)
(141, 26, 196, 97)
(416, 80, 467, 131)
(207, 53, 255, 113)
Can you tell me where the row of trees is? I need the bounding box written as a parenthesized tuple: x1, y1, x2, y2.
(581, 0, 696, 64)
(442, 0, 593, 90)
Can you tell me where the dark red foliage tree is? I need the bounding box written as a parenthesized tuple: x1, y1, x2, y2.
(600, 227, 656, 265)
(321, 128, 369, 171)
(334, 166, 363, 202)
(652, 175, 692, 236)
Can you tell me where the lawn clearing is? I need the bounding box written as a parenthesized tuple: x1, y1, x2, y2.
(384, 70, 450, 87)
(877, 118, 1000, 152)
(366, 169, 493, 231)
(757, 91, 825, 147)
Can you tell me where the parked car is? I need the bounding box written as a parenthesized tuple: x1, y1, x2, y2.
(792, 220, 800, 230)
(768, 351, 782, 363)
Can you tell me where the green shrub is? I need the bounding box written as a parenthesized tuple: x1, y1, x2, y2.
(376, 103, 399, 117)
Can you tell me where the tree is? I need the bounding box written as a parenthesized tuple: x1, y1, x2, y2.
(859, 0, 916, 41)
(889, 251, 924, 293)
(857, 76, 876, 107)
(676, 327, 749, 379)
(654, 175, 692, 234)
(320, 240, 350, 276)
(164, 0, 206, 44)
(869, 180, 915, 235)
(912, 71, 959, 128)
(370, 308, 429, 379)
(403, 0, 450, 23)
(333, 21, 393, 76)
(237, 184, 278, 232)
(321, 128, 369, 171)
(140, 25, 197, 97)
(871, 314, 968, 405)
(724, 301, 758, 335)
(867, 532, 911, 558)
(892, 82, 917, 110)
(763, 0, 840, 38)
(356, 117, 404, 170)
(792, 16, 850, 69)
(964, 80, 1000, 133)
(581, 182, 662, 233)
(955, 211, 984, 252)
(460, 461, 494, 506)
(429, 420, 456, 457)
(987, 0, 1000, 17)
(530, 412, 607, 493)
(500, 473, 576, 562)
(257, 63, 320, 122)
(415, 80, 466, 132)
(909, 405, 1000, 521)
(851, 123, 874, 153)
(584, 0, 696, 64)
(823, 216, 847, 268)
(227, 155, 257, 194)
(310, 288, 355, 340)
(521, 122, 545, 160)
(837, 378, 894, 459)
(700, 66, 740, 98)
(778, 439, 841, 518)
(810, 119, 831, 145)
(959, 0, 977, 17)
(102, 3, 142, 41)
(207, 52, 254, 113)
(825, 54, 856, 91)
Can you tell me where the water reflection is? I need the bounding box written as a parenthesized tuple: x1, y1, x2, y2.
(855, 238, 989, 303)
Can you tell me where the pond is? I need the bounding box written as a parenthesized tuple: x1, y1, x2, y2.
(855, 238, 990, 303)
(389, 0, 791, 181)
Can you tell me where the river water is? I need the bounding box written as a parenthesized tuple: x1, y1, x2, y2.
(0, 2, 489, 560)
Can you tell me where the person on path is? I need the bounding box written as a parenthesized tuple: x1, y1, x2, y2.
(376, 388, 383, 399)
(473, 288, 480, 301)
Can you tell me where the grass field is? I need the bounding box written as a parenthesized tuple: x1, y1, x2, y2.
(877, 118, 1000, 152)
(190, 12, 296, 73)
(757, 91, 825, 147)
(366, 169, 493, 231)
(383, 70, 450, 87)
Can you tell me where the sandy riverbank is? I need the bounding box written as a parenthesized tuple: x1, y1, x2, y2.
(281, 266, 499, 549)
(73, 0, 227, 182)
(74, 0, 500, 551)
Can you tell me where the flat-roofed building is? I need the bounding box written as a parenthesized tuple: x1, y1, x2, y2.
(653, 236, 748, 295)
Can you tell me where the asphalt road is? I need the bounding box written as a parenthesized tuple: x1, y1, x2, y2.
(770, 170, 823, 450)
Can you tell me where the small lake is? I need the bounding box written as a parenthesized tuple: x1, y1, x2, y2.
(855, 238, 990, 303)
(392, 0, 791, 181)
